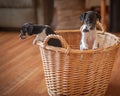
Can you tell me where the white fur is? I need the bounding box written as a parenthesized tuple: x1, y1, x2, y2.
(80, 24, 99, 50)
(33, 28, 47, 45)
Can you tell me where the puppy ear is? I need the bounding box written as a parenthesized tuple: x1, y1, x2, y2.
(96, 13, 101, 21)
(80, 12, 87, 22)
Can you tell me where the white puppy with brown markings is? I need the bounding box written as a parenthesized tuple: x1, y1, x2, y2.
(80, 11, 102, 50)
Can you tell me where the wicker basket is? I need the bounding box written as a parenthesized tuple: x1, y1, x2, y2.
(37, 30, 120, 96)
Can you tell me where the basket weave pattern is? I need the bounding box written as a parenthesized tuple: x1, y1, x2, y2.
(37, 30, 120, 96)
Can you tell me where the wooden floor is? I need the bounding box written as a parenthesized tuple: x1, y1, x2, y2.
(0, 32, 120, 96)
(0, 32, 49, 96)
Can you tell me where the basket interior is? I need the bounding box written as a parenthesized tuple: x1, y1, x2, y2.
(57, 30, 119, 50)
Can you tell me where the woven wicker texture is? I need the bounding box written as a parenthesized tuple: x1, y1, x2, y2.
(37, 30, 120, 96)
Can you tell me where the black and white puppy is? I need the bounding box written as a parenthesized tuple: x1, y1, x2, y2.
(80, 11, 101, 50)
(20, 23, 62, 47)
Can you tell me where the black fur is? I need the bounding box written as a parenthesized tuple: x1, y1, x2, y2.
(20, 23, 62, 47)
(20, 23, 54, 39)
(48, 38, 62, 47)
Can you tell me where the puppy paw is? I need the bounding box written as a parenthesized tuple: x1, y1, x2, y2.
(92, 43, 99, 50)
(83, 47, 88, 50)
(82, 46, 89, 50)
(92, 46, 98, 50)
(80, 44, 89, 50)
(33, 40, 37, 45)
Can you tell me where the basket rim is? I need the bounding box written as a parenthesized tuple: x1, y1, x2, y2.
(37, 30, 120, 54)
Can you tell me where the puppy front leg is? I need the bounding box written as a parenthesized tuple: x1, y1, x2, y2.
(81, 34, 88, 50)
(33, 37, 38, 45)
(92, 36, 99, 50)
(33, 35, 40, 45)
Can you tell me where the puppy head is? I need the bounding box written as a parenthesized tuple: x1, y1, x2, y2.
(80, 11, 101, 30)
(20, 23, 33, 39)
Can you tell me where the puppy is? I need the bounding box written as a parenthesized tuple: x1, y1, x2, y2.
(20, 23, 62, 47)
(80, 11, 101, 50)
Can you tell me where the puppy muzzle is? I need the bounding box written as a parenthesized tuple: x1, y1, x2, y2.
(19, 30, 26, 39)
